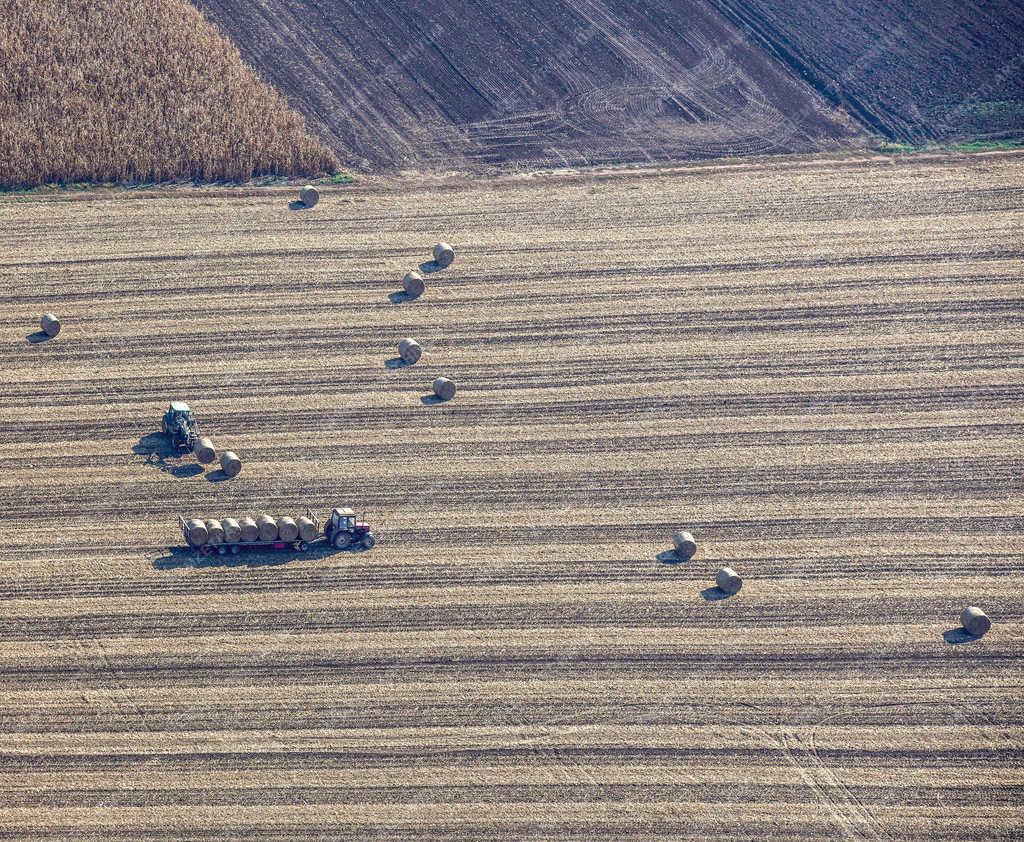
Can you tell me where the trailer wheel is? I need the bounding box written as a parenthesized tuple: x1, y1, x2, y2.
(218, 545, 227, 555)
(333, 532, 352, 549)
(361, 534, 376, 550)
(298, 541, 309, 552)
(230, 545, 240, 555)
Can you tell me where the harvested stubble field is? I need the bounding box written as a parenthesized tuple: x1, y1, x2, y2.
(1, 152, 1023, 839)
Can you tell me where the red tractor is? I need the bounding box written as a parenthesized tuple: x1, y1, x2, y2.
(324, 507, 375, 550)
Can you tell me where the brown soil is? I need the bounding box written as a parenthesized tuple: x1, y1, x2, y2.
(710, 0, 1024, 143)
(194, 0, 865, 172)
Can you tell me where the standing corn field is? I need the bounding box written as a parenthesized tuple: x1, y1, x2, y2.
(0, 0, 336, 187)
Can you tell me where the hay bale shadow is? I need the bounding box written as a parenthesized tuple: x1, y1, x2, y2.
(701, 586, 734, 602)
(206, 469, 231, 483)
(421, 394, 445, 405)
(287, 200, 308, 211)
(656, 549, 686, 564)
(943, 627, 981, 644)
(152, 547, 204, 570)
(153, 547, 294, 570)
(389, 290, 420, 304)
(385, 356, 410, 369)
(172, 464, 203, 478)
(26, 330, 52, 344)
(153, 544, 341, 570)
(419, 260, 443, 274)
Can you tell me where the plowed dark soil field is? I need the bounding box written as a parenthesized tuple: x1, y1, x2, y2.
(194, 0, 864, 171)
(1, 151, 1022, 838)
(714, 0, 1024, 143)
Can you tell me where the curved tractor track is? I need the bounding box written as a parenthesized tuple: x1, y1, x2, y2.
(1, 152, 1022, 839)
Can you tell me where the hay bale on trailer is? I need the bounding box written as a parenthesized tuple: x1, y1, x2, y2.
(221, 517, 241, 543)
(257, 514, 278, 542)
(300, 185, 319, 207)
(433, 242, 455, 268)
(398, 338, 422, 364)
(961, 606, 991, 637)
(185, 518, 208, 547)
(194, 437, 216, 464)
(204, 519, 225, 545)
(220, 451, 242, 478)
(402, 271, 425, 299)
(40, 313, 61, 337)
(278, 516, 299, 542)
(672, 530, 697, 561)
(297, 515, 318, 543)
(239, 517, 259, 543)
(433, 377, 457, 401)
(716, 566, 742, 594)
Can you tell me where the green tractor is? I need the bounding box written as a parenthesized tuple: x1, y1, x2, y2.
(161, 401, 200, 455)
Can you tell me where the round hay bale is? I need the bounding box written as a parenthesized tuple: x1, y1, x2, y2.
(433, 377, 456, 401)
(194, 437, 216, 465)
(185, 518, 208, 547)
(221, 517, 241, 544)
(961, 606, 991, 637)
(300, 185, 319, 207)
(257, 514, 278, 542)
(398, 337, 422, 364)
(297, 515, 318, 543)
(716, 566, 742, 594)
(433, 241, 455, 268)
(402, 271, 425, 299)
(40, 313, 61, 337)
(239, 516, 259, 543)
(204, 519, 225, 545)
(278, 516, 299, 542)
(220, 451, 242, 478)
(671, 530, 697, 561)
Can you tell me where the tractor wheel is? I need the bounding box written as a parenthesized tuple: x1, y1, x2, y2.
(333, 532, 352, 550)
(361, 534, 376, 550)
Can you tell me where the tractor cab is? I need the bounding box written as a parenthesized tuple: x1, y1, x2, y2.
(331, 507, 356, 530)
(326, 506, 375, 550)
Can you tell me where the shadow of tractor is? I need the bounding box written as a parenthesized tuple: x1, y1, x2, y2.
(133, 433, 202, 477)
